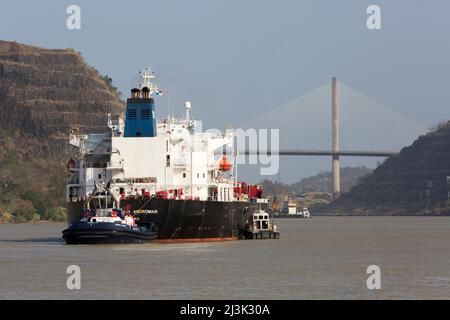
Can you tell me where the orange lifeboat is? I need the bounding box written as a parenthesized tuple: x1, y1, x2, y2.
(219, 155, 232, 171)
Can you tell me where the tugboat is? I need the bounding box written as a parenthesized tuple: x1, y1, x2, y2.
(62, 181, 157, 244)
(241, 201, 280, 239)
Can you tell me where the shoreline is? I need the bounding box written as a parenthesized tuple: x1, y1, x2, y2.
(0, 220, 66, 225)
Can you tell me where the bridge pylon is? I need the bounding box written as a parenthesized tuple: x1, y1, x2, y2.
(332, 77, 340, 199)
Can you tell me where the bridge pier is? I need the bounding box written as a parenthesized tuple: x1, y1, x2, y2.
(332, 77, 340, 199)
(332, 155, 340, 199)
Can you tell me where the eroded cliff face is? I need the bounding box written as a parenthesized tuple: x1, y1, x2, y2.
(0, 40, 124, 140)
(323, 122, 450, 215)
(0, 40, 124, 222)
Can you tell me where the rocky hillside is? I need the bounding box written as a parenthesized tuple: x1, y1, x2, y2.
(320, 122, 450, 215)
(0, 40, 124, 222)
(0, 40, 123, 139)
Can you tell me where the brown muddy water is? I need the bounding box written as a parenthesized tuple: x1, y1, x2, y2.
(0, 217, 449, 299)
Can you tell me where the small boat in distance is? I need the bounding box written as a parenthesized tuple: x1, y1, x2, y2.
(276, 195, 312, 218)
(62, 181, 158, 244)
(297, 207, 311, 218)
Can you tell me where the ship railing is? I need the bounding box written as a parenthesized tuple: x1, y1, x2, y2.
(205, 196, 238, 202)
(194, 132, 232, 140)
(84, 162, 109, 168)
(110, 182, 227, 200)
(112, 177, 157, 184)
(169, 133, 184, 141)
(215, 176, 234, 184)
(172, 158, 187, 167)
(106, 161, 124, 170)
(159, 117, 195, 125)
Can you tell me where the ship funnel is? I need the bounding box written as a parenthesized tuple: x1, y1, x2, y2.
(185, 100, 191, 120)
(131, 88, 140, 99)
(125, 88, 156, 137)
(142, 86, 150, 99)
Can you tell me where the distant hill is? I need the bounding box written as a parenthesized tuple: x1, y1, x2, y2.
(318, 121, 450, 216)
(289, 166, 373, 194)
(261, 166, 372, 197)
(0, 40, 124, 222)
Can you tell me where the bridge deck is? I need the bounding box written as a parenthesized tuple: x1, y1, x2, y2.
(238, 149, 397, 157)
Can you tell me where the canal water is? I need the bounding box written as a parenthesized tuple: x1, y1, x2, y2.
(0, 217, 449, 299)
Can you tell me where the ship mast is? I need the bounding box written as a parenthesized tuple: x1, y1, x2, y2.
(138, 67, 158, 95)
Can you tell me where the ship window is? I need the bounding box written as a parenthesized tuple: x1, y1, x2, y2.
(183, 173, 186, 178)
(141, 108, 150, 119)
(127, 108, 137, 119)
(166, 155, 170, 167)
(197, 173, 199, 178)
(203, 173, 205, 178)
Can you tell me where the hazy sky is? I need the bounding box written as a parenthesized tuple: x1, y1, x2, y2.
(1, 1, 449, 181)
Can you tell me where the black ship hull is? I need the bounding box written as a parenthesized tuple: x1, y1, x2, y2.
(62, 221, 158, 244)
(67, 198, 263, 241)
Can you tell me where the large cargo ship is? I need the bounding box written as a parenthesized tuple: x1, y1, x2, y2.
(64, 68, 277, 243)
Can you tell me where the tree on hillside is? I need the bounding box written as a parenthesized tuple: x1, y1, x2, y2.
(102, 75, 122, 98)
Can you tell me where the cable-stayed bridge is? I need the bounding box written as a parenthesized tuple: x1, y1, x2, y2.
(238, 78, 419, 197)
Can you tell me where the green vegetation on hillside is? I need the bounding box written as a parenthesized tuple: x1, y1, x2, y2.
(0, 129, 67, 222)
(102, 75, 122, 98)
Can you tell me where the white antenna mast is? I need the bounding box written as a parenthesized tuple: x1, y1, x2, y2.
(138, 67, 158, 95)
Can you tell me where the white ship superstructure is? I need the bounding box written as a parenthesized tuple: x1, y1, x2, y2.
(67, 68, 236, 205)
